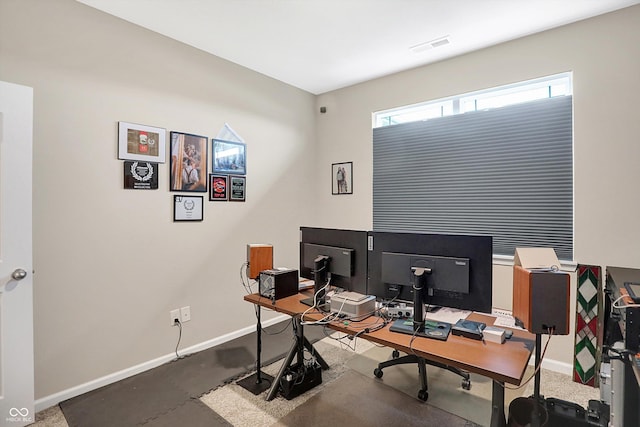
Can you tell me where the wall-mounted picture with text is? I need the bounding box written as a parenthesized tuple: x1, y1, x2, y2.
(170, 131, 208, 192)
(209, 174, 228, 201)
(229, 176, 246, 202)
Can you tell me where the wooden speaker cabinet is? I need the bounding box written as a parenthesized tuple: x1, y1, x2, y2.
(513, 265, 570, 335)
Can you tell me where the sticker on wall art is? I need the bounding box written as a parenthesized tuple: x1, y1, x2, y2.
(124, 161, 158, 189)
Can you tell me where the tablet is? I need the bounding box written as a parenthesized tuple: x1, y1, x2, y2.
(623, 282, 640, 303)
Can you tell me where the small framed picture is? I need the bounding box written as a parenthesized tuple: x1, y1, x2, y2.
(332, 162, 353, 195)
(173, 195, 203, 222)
(212, 139, 246, 175)
(229, 176, 246, 202)
(209, 174, 228, 201)
(124, 161, 158, 190)
(118, 122, 166, 163)
(170, 131, 208, 192)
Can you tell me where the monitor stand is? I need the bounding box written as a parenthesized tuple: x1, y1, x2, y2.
(300, 257, 330, 311)
(389, 268, 451, 341)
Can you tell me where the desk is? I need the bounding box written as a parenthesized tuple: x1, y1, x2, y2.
(245, 291, 535, 427)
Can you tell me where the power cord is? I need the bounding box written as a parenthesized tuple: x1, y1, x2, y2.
(174, 319, 184, 360)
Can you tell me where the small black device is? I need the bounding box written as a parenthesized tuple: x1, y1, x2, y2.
(279, 362, 322, 400)
(452, 319, 486, 340)
(259, 269, 298, 301)
(624, 282, 640, 303)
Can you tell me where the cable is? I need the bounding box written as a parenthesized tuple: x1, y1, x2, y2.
(174, 319, 183, 360)
(504, 326, 554, 390)
(612, 294, 640, 309)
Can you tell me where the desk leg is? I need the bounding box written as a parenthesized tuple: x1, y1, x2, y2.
(265, 338, 298, 401)
(490, 380, 506, 427)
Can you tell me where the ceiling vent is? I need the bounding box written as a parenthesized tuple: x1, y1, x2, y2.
(410, 36, 451, 54)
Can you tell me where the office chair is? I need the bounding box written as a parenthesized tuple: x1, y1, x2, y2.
(373, 348, 471, 401)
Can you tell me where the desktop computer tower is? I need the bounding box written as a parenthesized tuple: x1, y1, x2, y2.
(259, 269, 298, 301)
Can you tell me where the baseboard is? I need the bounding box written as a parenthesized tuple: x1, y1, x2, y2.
(34, 314, 289, 413)
(529, 356, 574, 376)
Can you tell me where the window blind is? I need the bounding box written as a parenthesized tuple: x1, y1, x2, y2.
(372, 96, 573, 260)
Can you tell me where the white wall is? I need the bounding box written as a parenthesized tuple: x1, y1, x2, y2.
(0, 0, 317, 401)
(315, 6, 640, 367)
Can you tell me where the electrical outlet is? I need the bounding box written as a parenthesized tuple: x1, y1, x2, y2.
(180, 306, 191, 323)
(170, 309, 180, 326)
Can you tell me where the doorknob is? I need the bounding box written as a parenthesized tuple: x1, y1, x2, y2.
(11, 268, 27, 281)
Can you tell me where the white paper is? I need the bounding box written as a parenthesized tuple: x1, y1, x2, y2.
(216, 123, 245, 143)
(425, 306, 471, 324)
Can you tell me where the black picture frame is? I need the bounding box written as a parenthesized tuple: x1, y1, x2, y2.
(173, 195, 204, 222)
(332, 161, 353, 195)
(212, 139, 246, 175)
(170, 131, 208, 192)
(229, 176, 246, 202)
(209, 174, 229, 201)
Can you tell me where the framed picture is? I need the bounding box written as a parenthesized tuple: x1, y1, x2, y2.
(118, 122, 166, 163)
(173, 195, 203, 222)
(212, 139, 246, 175)
(124, 161, 158, 190)
(332, 162, 353, 195)
(229, 176, 246, 202)
(170, 131, 208, 192)
(209, 174, 228, 201)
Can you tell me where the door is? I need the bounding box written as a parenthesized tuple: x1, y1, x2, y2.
(0, 81, 34, 426)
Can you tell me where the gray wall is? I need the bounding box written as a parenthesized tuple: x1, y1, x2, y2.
(2, 0, 639, 405)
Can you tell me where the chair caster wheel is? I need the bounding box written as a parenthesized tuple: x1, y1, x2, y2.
(392, 349, 400, 358)
(462, 378, 471, 390)
(374, 368, 383, 378)
(418, 389, 429, 401)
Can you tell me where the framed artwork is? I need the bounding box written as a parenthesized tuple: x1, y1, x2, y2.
(209, 174, 229, 201)
(173, 195, 203, 222)
(332, 162, 353, 195)
(118, 121, 166, 163)
(229, 176, 246, 202)
(170, 131, 208, 192)
(124, 161, 158, 190)
(212, 139, 246, 175)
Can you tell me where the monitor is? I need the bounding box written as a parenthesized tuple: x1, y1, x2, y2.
(368, 231, 493, 314)
(299, 227, 368, 306)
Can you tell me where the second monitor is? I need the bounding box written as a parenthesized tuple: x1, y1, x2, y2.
(299, 227, 368, 307)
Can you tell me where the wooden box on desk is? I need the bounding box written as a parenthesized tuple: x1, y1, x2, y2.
(512, 248, 570, 335)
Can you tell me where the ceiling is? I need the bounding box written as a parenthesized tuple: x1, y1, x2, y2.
(76, 0, 639, 95)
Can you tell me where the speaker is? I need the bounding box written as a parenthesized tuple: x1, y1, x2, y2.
(513, 265, 570, 335)
(247, 244, 273, 279)
(259, 269, 298, 301)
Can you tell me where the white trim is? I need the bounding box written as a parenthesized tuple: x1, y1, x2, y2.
(34, 314, 289, 412)
(529, 357, 574, 376)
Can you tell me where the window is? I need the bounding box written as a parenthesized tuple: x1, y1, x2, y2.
(374, 74, 572, 127)
(372, 74, 573, 261)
